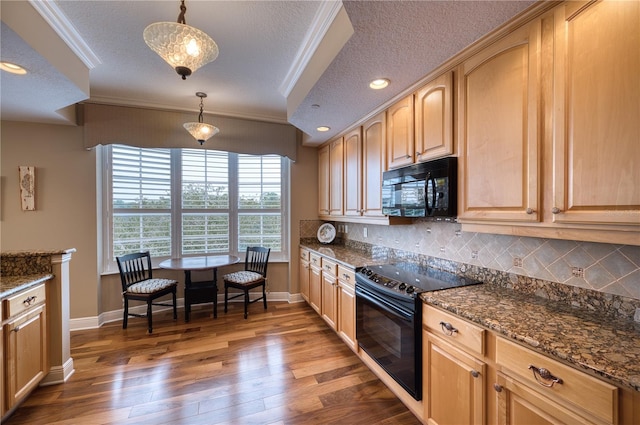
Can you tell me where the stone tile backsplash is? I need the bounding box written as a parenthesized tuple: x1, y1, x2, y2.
(301, 219, 640, 301)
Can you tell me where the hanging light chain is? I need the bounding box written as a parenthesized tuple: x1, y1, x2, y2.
(177, 0, 187, 24)
(198, 96, 204, 123)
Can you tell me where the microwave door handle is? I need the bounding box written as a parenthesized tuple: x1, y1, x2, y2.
(426, 176, 436, 216)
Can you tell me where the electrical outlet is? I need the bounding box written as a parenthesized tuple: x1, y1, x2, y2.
(344, 225, 348, 234)
(572, 267, 585, 278)
(363, 227, 368, 238)
(471, 250, 479, 259)
(513, 257, 523, 268)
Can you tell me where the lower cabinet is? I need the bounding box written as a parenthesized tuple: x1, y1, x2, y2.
(308, 253, 322, 314)
(494, 337, 618, 425)
(320, 258, 338, 330)
(299, 248, 310, 303)
(337, 265, 356, 351)
(2, 283, 49, 416)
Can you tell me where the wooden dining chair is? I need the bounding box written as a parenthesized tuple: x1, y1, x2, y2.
(223, 246, 271, 319)
(116, 251, 178, 333)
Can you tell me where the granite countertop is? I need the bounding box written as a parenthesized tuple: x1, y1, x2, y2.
(421, 284, 640, 392)
(1, 248, 77, 257)
(0, 274, 54, 299)
(300, 242, 640, 392)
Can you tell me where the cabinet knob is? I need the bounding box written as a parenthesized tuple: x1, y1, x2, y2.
(405, 154, 411, 159)
(470, 370, 479, 378)
(551, 207, 561, 214)
(416, 152, 421, 156)
(22, 295, 37, 306)
(493, 383, 503, 393)
(526, 208, 535, 215)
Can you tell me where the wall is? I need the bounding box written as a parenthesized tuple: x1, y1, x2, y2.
(0, 121, 99, 318)
(341, 220, 640, 300)
(1, 119, 319, 322)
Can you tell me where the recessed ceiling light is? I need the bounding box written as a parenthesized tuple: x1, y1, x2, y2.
(369, 78, 390, 90)
(0, 61, 27, 75)
(317, 126, 331, 132)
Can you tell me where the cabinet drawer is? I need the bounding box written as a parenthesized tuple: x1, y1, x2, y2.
(3, 284, 46, 319)
(309, 253, 321, 269)
(423, 304, 485, 356)
(321, 258, 338, 276)
(299, 248, 310, 261)
(337, 265, 355, 288)
(496, 337, 618, 424)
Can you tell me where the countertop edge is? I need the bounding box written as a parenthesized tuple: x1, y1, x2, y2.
(0, 274, 54, 299)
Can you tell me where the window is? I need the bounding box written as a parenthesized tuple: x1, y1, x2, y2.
(103, 145, 288, 273)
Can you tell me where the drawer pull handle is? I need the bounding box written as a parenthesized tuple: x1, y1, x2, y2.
(23, 295, 37, 306)
(528, 365, 563, 387)
(493, 383, 503, 392)
(470, 370, 479, 378)
(439, 321, 458, 336)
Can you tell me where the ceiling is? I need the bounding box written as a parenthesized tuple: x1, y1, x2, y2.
(0, 0, 536, 147)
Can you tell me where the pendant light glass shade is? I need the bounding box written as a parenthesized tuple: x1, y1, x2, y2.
(184, 92, 219, 145)
(143, 1, 218, 80)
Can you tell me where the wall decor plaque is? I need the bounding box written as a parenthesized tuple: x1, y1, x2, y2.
(19, 165, 35, 211)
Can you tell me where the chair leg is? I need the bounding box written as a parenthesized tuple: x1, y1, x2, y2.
(243, 289, 249, 319)
(147, 301, 153, 334)
(224, 284, 229, 313)
(172, 289, 178, 320)
(262, 284, 267, 310)
(123, 297, 129, 329)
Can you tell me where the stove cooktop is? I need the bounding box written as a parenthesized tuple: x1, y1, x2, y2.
(357, 262, 482, 298)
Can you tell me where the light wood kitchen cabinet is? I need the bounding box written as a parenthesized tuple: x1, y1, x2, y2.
(457, 18, 542, 223)
(423, 304, 486, 425)
(318, 144, 330, 216)
(494, 337, 618, 425)
(3, 284, 48, 412)
(320, 258, 338, 330)
(1, 303, 4, 418)
(336, 265, 356, 351)
(362, 112, 387, 218)
(299, 248, 310, 303)
(414, 71, 454, 162)
(550, 0, 640, 227)
(329, 137, 344, 216)
(386, 95, 415, 169)
(343, 127, 363, 217)
(308, 253, 322, 314)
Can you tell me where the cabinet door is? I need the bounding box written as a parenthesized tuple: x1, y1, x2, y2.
(387, 95, 415, 169)
(318, 144, 330, 216)
(337, 266, 356, 351)
(309, 263, 322, 315)
(424, 333, 485, 425)
(329, 137, 344, 216)
(494, 372, 601, 425)
(415, 71, 454, 161)
(1, 321, 4, 417)
(5, 305, 48, 410)
(551, 0, 640, 226)
(321, 272, 337, 330)
(299, 258, 310, 303)
(343, 127, 363, 217)
(458, 20, 541, 223)
(362, 112, 386, 217)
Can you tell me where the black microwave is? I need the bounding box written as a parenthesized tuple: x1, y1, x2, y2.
(382, 157, 457, 218)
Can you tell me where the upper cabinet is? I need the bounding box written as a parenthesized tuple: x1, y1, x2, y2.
(318, 144, 330, 216)
(457, 19, 542, 223)
(386, 95, 415, 169)
(343, 127, 363, 217)
(551, 0, 640, 227)
(361, 113, 387, 218)
(329, 137, 344, 216)
(415, 71, 454, 162)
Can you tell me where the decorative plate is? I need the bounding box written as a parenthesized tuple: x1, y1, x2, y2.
(317, 223, 336, 244)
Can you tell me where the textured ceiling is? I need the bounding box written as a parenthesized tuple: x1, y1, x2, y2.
(0, 1, 536, 146)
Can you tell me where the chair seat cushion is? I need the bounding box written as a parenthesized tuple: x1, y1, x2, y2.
(224, 271, 263, 285)
(128, 278, 177, 294)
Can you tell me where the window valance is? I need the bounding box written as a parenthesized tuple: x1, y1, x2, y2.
(81, 103, 299, 161)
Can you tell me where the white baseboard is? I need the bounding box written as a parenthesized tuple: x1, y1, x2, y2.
(70, 292, 296, 331)
(41, 358, 75, 386)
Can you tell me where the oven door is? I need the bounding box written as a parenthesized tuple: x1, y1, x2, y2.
(355, 284, 422, 400)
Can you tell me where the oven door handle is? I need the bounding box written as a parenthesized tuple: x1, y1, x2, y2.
(356, 287, 414, 321)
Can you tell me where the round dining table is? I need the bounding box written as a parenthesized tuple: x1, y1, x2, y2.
(159, 255, 240, 322)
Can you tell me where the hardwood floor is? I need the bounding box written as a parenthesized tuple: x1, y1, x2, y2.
(5, 302, 421, 425)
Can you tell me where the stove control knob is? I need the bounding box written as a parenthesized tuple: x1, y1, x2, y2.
(398, 283, 407, 290)
(406, 286, 415, 294)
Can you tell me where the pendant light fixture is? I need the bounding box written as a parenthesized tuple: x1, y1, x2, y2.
(184, 92, 219, 145)
(143, 0, 219, 80)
